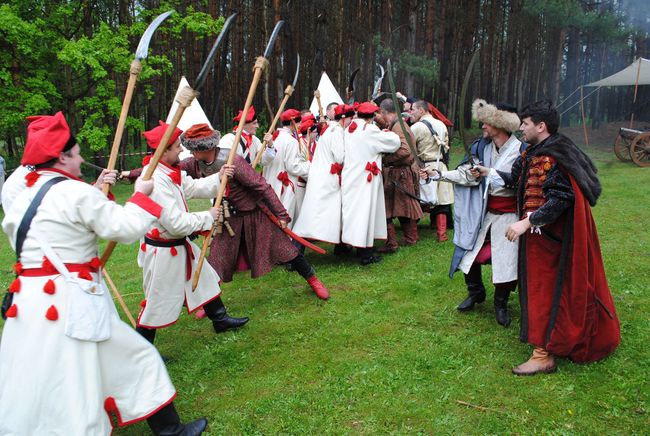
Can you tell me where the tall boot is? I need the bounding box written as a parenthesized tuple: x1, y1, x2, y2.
(289, 254, 329, 300)
(457, 263, 486, 311)
(494, 281, 516, 327)
(358, 247, 382, 266)
(136, 326, 157, 345)
(147, 402, 208, 435)
(436, 213, 448, 242)
(400, 218, 418, 246)
(378, 221, 399, 253)
(203, 296, 249, 333)
(512, 347, 557, 376)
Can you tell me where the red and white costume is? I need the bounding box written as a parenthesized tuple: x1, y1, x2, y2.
(0, 168, 175, 434)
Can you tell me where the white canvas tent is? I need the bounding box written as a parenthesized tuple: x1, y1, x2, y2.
(586, 57, 650, 87)
(309, 71, 343, 117)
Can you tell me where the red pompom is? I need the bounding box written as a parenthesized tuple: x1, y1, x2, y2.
(45, 305, 58, 321)
(89, 257, 102, 269)
(141, 242, 147, 252)
(348, 122, 358, 133)
(150, 228, 160, 239)
(43, 279, 56, 295)
(139, 299, 147, 308)
(42, 257, 56, 274)
(25, 171, 40, 187)
(367, 173, 372, 182)
(9, 277, 21, 293)
(170, 246, 178, 256)
(13, 262, 23, 275)
(5, 304, 17, 318)
(78, 270, 93, 281)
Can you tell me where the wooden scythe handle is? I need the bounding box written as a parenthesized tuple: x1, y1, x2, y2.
(102, 59, 142, 195)
(314, 90, 324, 121)
(103, 268, 136, 327)
(192, 57, 269, 291)
(100, 85, 198, 266)
(251, 84, 294, 168)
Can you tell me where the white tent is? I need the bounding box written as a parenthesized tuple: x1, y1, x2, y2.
(165, 77, 214, 160)
(586, 57, 650, 87)
(309, 71, 343, 117)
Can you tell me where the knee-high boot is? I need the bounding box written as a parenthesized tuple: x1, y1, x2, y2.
(203, 296, 249, 333)
(136, 326, 157, 345)
(494, 281, 516, 327)
(378, 221, 399, 253)
(288, 254, 330, 300)
(400, 218, 419, 246)
(147, 402, 208, 435)
(436, 213, 448, 242)
(457, 263, 486, 311)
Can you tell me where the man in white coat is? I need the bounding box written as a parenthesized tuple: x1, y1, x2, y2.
(293, 104, 354, 244)
(262, 109, 310, 229)
(421, 100, 523, 327)
(341, 102, 401, 265)
(0, 112, 207, 434)
(218, 105, 275, 166)
(136, 122, 248, 345)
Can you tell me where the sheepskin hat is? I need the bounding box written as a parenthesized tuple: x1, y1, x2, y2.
(471, 99, 520, 133)
(180, 123, 221, 151)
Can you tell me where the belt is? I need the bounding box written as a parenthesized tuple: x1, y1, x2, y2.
(144, 236, 194, 281)
(20, 263, 99, 277)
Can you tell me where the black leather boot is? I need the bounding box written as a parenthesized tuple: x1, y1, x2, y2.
(147, 403, 208, 435)
(136, 326, 157, 345)
(457, 263, 486, 312)
(494, 281, 516, 327)
(203, 296, 249, 333)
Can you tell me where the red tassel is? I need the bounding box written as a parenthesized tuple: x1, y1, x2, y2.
(78, 270, 93, 281)
(43, 279, 56, 295)
(45, 305, 58, 321)
(367, 173, 372, 182)
(348, 122, 358, 133)
(42, 257, 56, 274)
(150, 228, 160, 239)
(5, 304, 17, 318)
(141, 242, 147, 252)
(139, 299, 147, 308)
(25, 171, 40, 187)
(89, 257, 102, 269)
(13, 262, 23, 275)
(9, 277, 21, 293)
(272, 130, 280, 140)
(170, 246, 178, 256)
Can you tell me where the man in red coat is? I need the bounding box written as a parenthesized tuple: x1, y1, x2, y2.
(475, 100, 620, 375)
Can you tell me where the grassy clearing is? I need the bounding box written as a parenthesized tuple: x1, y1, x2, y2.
(0, 144, 648, 434)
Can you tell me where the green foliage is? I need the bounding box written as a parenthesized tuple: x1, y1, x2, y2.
(373, 34, 439, 85)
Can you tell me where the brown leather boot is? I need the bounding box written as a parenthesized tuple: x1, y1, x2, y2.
(378, 221, 399, 253)
(401, 218, 418, 246)
(512, 347, 557, 376)
(436, 213, 448, 242)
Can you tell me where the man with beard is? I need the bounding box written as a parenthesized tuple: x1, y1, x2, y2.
(474, 100, 620, 374)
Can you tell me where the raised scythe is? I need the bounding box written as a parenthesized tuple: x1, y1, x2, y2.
(193, 20, 285, 291)
(346, 67, 360, 104)
(371, 65, 385, 101)
(251, 52, 300, 168)
(100, 12, 238, 266)
(101, 10, 174, 195)
(458, 49, 480, 156)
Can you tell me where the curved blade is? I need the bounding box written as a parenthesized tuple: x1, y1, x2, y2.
(292, 53, 300, 88)
(371, 65, 385, 99)
(194, 13, 238, 91)
(348, 67, 360, 92)
(135, 10, 175, 60)
(458, 49, 480, 154)
(263, 20, 285, 58)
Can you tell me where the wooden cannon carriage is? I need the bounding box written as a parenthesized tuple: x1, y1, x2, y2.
(614, 127, 650, 167)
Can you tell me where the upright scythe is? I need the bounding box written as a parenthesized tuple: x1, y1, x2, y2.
(251, 52, 300, 168)
(192, 20, 285, 291)
(346, 67, 360, 104)
(100, 13, 238, 266)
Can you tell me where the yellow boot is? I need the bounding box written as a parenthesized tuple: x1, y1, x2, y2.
(512, 347, 557, 376)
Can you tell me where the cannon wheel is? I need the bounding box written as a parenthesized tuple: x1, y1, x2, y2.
(630, 132, 650, 167)
(614, 133, 632, 161)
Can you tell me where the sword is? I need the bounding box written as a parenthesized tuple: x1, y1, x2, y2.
(257, 204, 326, 255)
(390, 180, 434, 207)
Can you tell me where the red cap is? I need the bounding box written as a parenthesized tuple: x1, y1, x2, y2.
(356, 102, 380, 115)
(142, 121, 183, 149)
(21, 112, 74, 166)
(281, 109, 302, 122)
(334, 104, 355, 119)
(299, 114, 316, 134)
(233, 106, 256, 123)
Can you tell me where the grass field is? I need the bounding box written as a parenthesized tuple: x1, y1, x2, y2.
(0, 144, 648, 434)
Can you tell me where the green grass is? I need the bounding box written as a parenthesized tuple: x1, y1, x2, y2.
(1, 144, 648, 434)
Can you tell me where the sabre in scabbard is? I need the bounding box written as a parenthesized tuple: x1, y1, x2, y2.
(101, 12, 237, 267)
(193, 20, 285, 291)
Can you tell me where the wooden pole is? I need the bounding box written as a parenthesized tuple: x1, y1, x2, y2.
(580, 86, 590, 148)
(314, 90, 325, 120)
(193, 57, 269, 291)
(251, 84, 294, 168)
(103, 269, 136, 327)
(629, 57, 642, 129)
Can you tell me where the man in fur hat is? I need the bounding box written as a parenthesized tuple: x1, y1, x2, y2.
(180, 123, 330, 300)
(0, 113, 208, 434)
(474, 100, 620, 374)
(135, 122, 250, 345)
(422, 99, 523, 327)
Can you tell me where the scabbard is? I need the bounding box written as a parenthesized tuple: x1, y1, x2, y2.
(257, 204, 326, 255)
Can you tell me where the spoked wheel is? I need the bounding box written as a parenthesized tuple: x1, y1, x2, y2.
(630, 132, 650, 167)
(614, 133, 632, 161)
